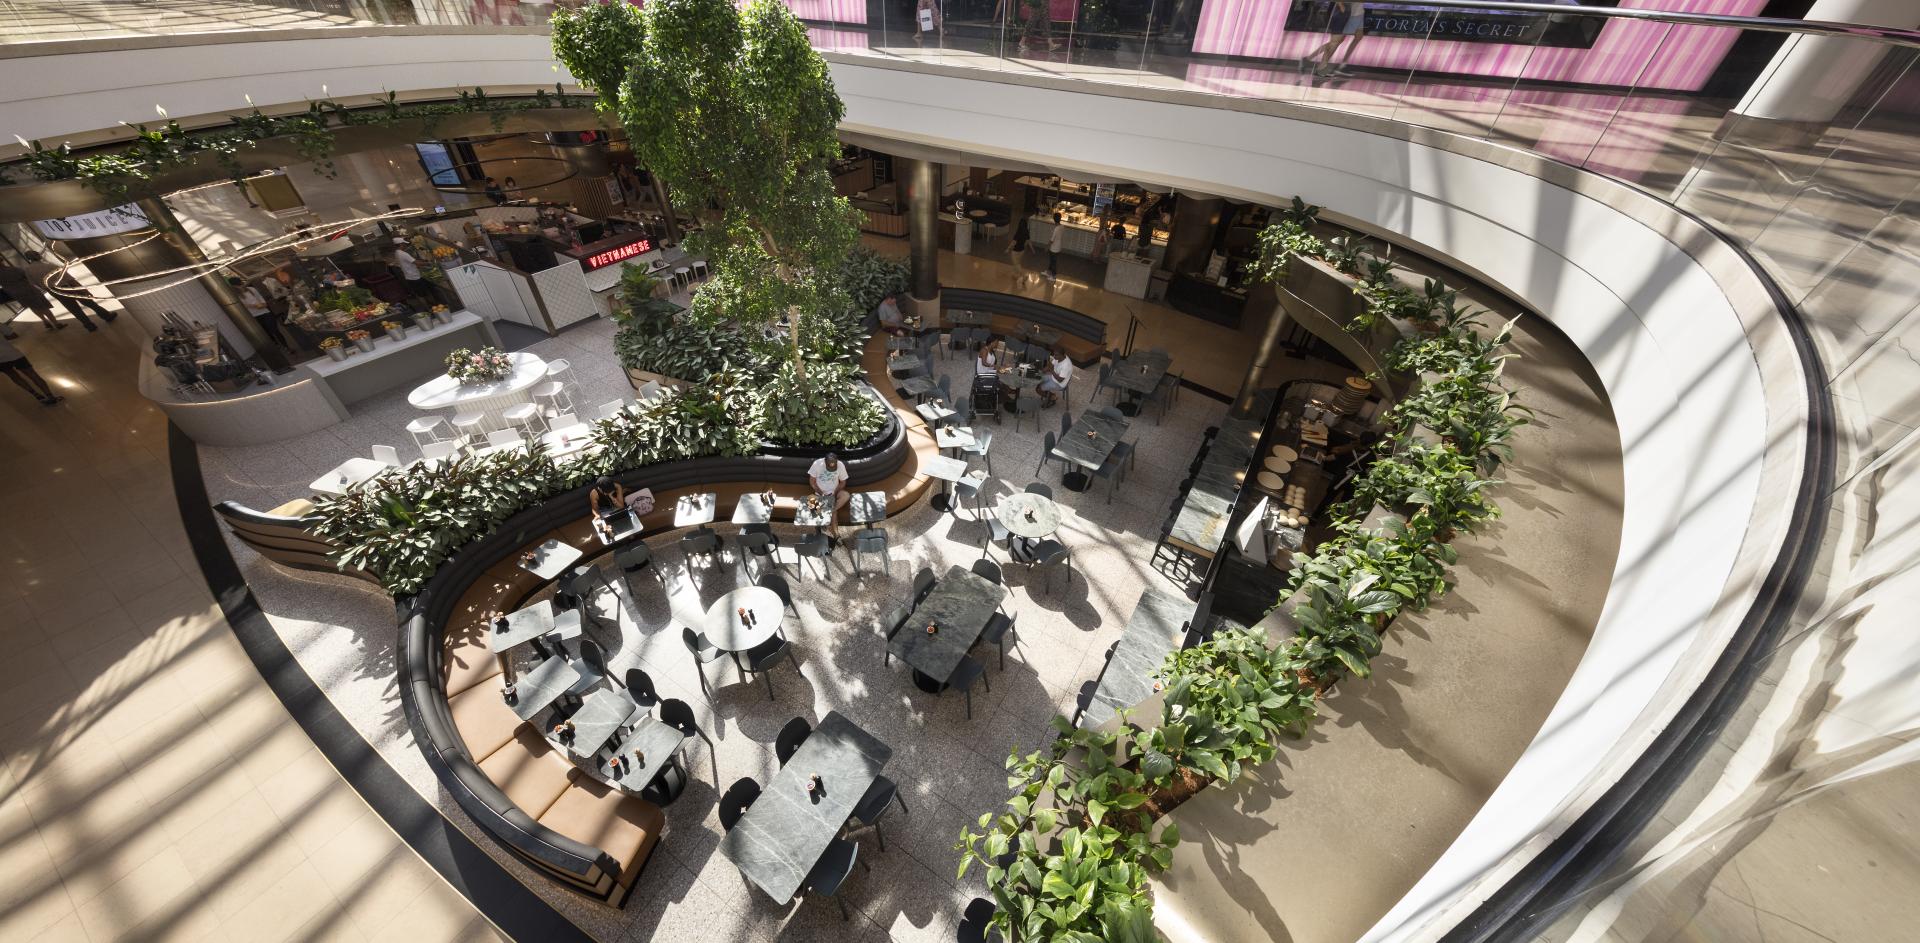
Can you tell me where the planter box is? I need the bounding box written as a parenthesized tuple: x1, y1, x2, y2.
(624, 366, 693, 394)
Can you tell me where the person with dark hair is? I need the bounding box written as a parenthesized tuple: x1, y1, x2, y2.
(383, 242, 428, 304)
(0, 258, 76, 331)
(1046, 211, 1064, 280)
(0, 335, 60, 405)
(1038, 343, 1072, 408)
(25, 251, 115, 326)
(590, 475, 654, 520)
(876, 292, 908, 336)
(484, 177, 508, 205)
(807, 451, 852, 535)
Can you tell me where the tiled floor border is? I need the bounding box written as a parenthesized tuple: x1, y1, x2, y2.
(168, 421, 591, 943)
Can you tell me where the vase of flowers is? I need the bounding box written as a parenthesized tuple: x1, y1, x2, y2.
(347, 329, 375, 353)
(319, 336, 349, 362)
(381, 319, 405, 341)
(445, 346, 512, 384)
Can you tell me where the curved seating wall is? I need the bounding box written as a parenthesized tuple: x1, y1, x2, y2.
(394, 420, 909, 903)
(939, 288, 1110, 365)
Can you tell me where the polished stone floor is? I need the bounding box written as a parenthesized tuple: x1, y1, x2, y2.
(0, 313, 504, 943)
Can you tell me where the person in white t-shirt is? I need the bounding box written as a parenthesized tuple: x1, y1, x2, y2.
(807, 451, 852, 535)
(385, 244, 427, 303)
(1045, 211, 1064, 279)
(1039, 344, 1072, 407)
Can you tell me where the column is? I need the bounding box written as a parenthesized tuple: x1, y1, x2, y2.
(1727, 0, 1917, 147)
(1233, 285, 1290, 417)
(135, 197, 291, 371)
(901, 157, 942, 315)
(1163, 193, 1224, 275)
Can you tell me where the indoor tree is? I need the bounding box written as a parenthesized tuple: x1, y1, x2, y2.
(553, 0, 862, 386)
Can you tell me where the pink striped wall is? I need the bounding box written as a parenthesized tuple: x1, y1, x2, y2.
(1191, 0, 1768, 92)
(780, 0, 868, 25)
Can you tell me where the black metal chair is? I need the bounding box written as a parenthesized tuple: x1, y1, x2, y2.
(756, 571, 798, 621)
(802, 837, 868, 921)
(911, 566, 937, 604)
(970, 558, 1002, 586)
(680, 530, 722, 571)
(963, 427, 995, 476)
(947, 656, 990, 719)
(1036, 431, 1062, 478)
(1058, 411, 1072, 441)
(740, 635, 795, 701)
(682, 626, 726, 697)
(624, 667, 659, 711)
(1150, 370, 1182, 422)
(851, 527, 890, 577)
(979, 612, 1017, 670)
(1097, 405, 1126, 422)
(641, 758, 687, 806)
(1011, 392, 1040, 433)
(1023, 481, 1054, 500)
(719, 776, 761, 832)
(615, 543, 654, 582)
(775, 716, 813, 766)
(1025, 539, 1073, 593)
(881, 601, 913, 666)
(738, 530, 781, 578)
(567, 568, 607, 628)
(845, 775, 908, 851)
(564, 638, 610, 697)
(658, 696, 717, 782)
(795, 532, 833, 580)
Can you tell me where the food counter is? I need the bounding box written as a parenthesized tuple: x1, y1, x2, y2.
(1028, 214, 1167, 265)
(1166, 273, 1249, 328)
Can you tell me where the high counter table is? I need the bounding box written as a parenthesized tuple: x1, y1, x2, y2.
(141, 309, 503, 446)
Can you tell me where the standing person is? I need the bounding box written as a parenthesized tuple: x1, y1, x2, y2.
(384, 243, 428, 305)
(1038, 343, 1072, 408)
(229, 277, 287, 348)
(806, 452, 851, 536)
(24, 252, 116, 325)
(0, 335, 61, 405)
(914, 0, 943, 43)
(0, 259, 80, 331)
(1045, 211, 1065, 280)
(484, 177, 508, 205)
(1303, 2, 1366, 77)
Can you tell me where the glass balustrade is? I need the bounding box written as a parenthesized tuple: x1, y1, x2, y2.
(2, 3, 1916, 940)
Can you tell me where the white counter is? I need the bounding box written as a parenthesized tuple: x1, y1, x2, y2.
(309, 311, 500, 406)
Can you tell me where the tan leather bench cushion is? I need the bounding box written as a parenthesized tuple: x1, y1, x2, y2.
(442, 619, 505, 697)
(447, 682, 523, 762)
(477, 724, 577, 818)
(538, 776, 665, 887)
(267, 498, 315, 517)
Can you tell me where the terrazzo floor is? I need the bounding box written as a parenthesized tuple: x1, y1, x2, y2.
(201, 313, 1246, 941)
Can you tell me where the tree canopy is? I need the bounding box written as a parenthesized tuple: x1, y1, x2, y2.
(553, 0, 862, 378)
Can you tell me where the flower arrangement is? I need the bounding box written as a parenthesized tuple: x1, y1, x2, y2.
(446, 346, 512, 384)
(318, 336, 343, 350)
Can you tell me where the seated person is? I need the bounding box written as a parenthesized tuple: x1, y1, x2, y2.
(876, 293, 908, 336)
(807, 452, 853, 536)
(1038, 344, 1072, 408)
(976, 340, 1018, 407)
(588, 476, 655, 521)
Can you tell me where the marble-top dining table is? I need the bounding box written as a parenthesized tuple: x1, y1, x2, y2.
(719, 711, 892, 903)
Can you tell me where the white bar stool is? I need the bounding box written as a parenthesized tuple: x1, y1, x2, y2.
(544, 358, 574, 387)
(503, 402, 547, 439)
(692, 260, 709, 282)
(406, 416, 449, 450)
(533, 381, 576, 418)
(449, 411, 490, 446)
(673, 267, 691, 293)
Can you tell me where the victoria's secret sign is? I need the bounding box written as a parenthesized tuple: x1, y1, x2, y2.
(576, 235, 654, 271)
(1284, 1, 1612, 49)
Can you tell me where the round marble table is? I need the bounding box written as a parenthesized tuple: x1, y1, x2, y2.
(406, 351, 548, 427)
(704, 586, 783, 652)
(996, 492, 1061, 540)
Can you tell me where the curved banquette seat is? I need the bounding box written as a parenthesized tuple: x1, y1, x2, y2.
(938, 288, 1110, 366)
(212, 499, 378, 583)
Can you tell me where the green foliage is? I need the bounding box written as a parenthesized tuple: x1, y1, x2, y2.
(753, 360, 888, 447)
(611, 265, 680, 327)
(315, 286, 375, 313)
(834, 245, 911, 318)
(1249, 217, 1324, 286)
(7, 85, 580, 202)
(557, 0, 862, 371)
(311, 447, 567, 594)
(1149, 627, 1317, 785)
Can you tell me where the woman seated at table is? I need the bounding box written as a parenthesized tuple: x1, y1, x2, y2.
(1038, 343, 1072, 408)
(588, 476, 655, 520)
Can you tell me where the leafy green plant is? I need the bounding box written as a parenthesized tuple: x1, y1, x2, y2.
(315, 286, 375, 312)
(1348, 444, 1502, 539)
(752, 360, 887, 447)
(1324, 233, 1367, 274)
(1249, 217, 1324, 286)
(1149, 627, 1317, 784)
(612, 266, 679, 326)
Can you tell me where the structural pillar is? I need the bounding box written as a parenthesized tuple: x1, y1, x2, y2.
(1726, 0, 1917, 148)
(1163, 194, 1224, 276)
(901, 157, 942, 318)
(1233, 285, 1291, 417)
(135, 197, 291, 372)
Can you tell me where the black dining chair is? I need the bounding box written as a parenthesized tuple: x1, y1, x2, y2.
(970, 558, 1002, 586)
(795, 532, 833, 580)
(1097, 405, 1126, 422)
(719, 776, 762, 832)
(947, 656, 990, 720)
(565, 638, 610, 697)
(845, 775, 908, 851)
(680, 530, 722, 571)
(911, 566, 937, 604)
(775, 716, 813, 766)
(880, 601, 913, 665)
(756, 571, 798, 621)
(658, 696, 718, 782)
(623, 667, 659, 711)
(681, 626, 725, 697)
(1023, 481, 1054, 500)
(1036, 431, 1061, 478)
(642, 758, 687, 806)
(1026, 540, 1074, 593)
(740, 635, 795, 701)
(738, 530, 781, 579)
(615, 543, 655, 582)
(1058, 411, 1072, 441)
(802, 837, 868, 921)
(964, 427, 995, 477)
(979, 612, 1018, 670)
(567, 568, 607, 628)
(957, 897, 998, 943)
(851, 528, 891, 577)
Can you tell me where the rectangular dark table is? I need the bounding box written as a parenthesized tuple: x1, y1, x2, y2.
(898, 375, 938, 398)
(719, 711, 892, 903)
(599, 716, 690, 794)
(1108, 350, 1172, 414)
(1167, 388, 1277, 559)
(508, 654, 583, 722)
(887, 354, 924, 374)
(948, 310, 992, 327)
(592, 508, 643, 545)
(1052, 409, 1130, 491)
(563, 688, 643, 759)
(1081, 588, 1193, 728)
(889, 566, 1008, 685)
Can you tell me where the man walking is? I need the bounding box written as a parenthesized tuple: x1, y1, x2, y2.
(25, 251, 116, 326)
(0, 258, 84, 331)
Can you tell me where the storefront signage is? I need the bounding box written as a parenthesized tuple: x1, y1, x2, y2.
(1283, 1, 1612, 49)
(582, 236, 653, 271)
(31, 203, 153, 239)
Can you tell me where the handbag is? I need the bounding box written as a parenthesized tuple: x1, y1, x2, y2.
(627, 487, 655, 515)
(919, 7, 935, 31)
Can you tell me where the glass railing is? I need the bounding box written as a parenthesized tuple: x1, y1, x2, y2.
(6, 3, 1914, 941)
